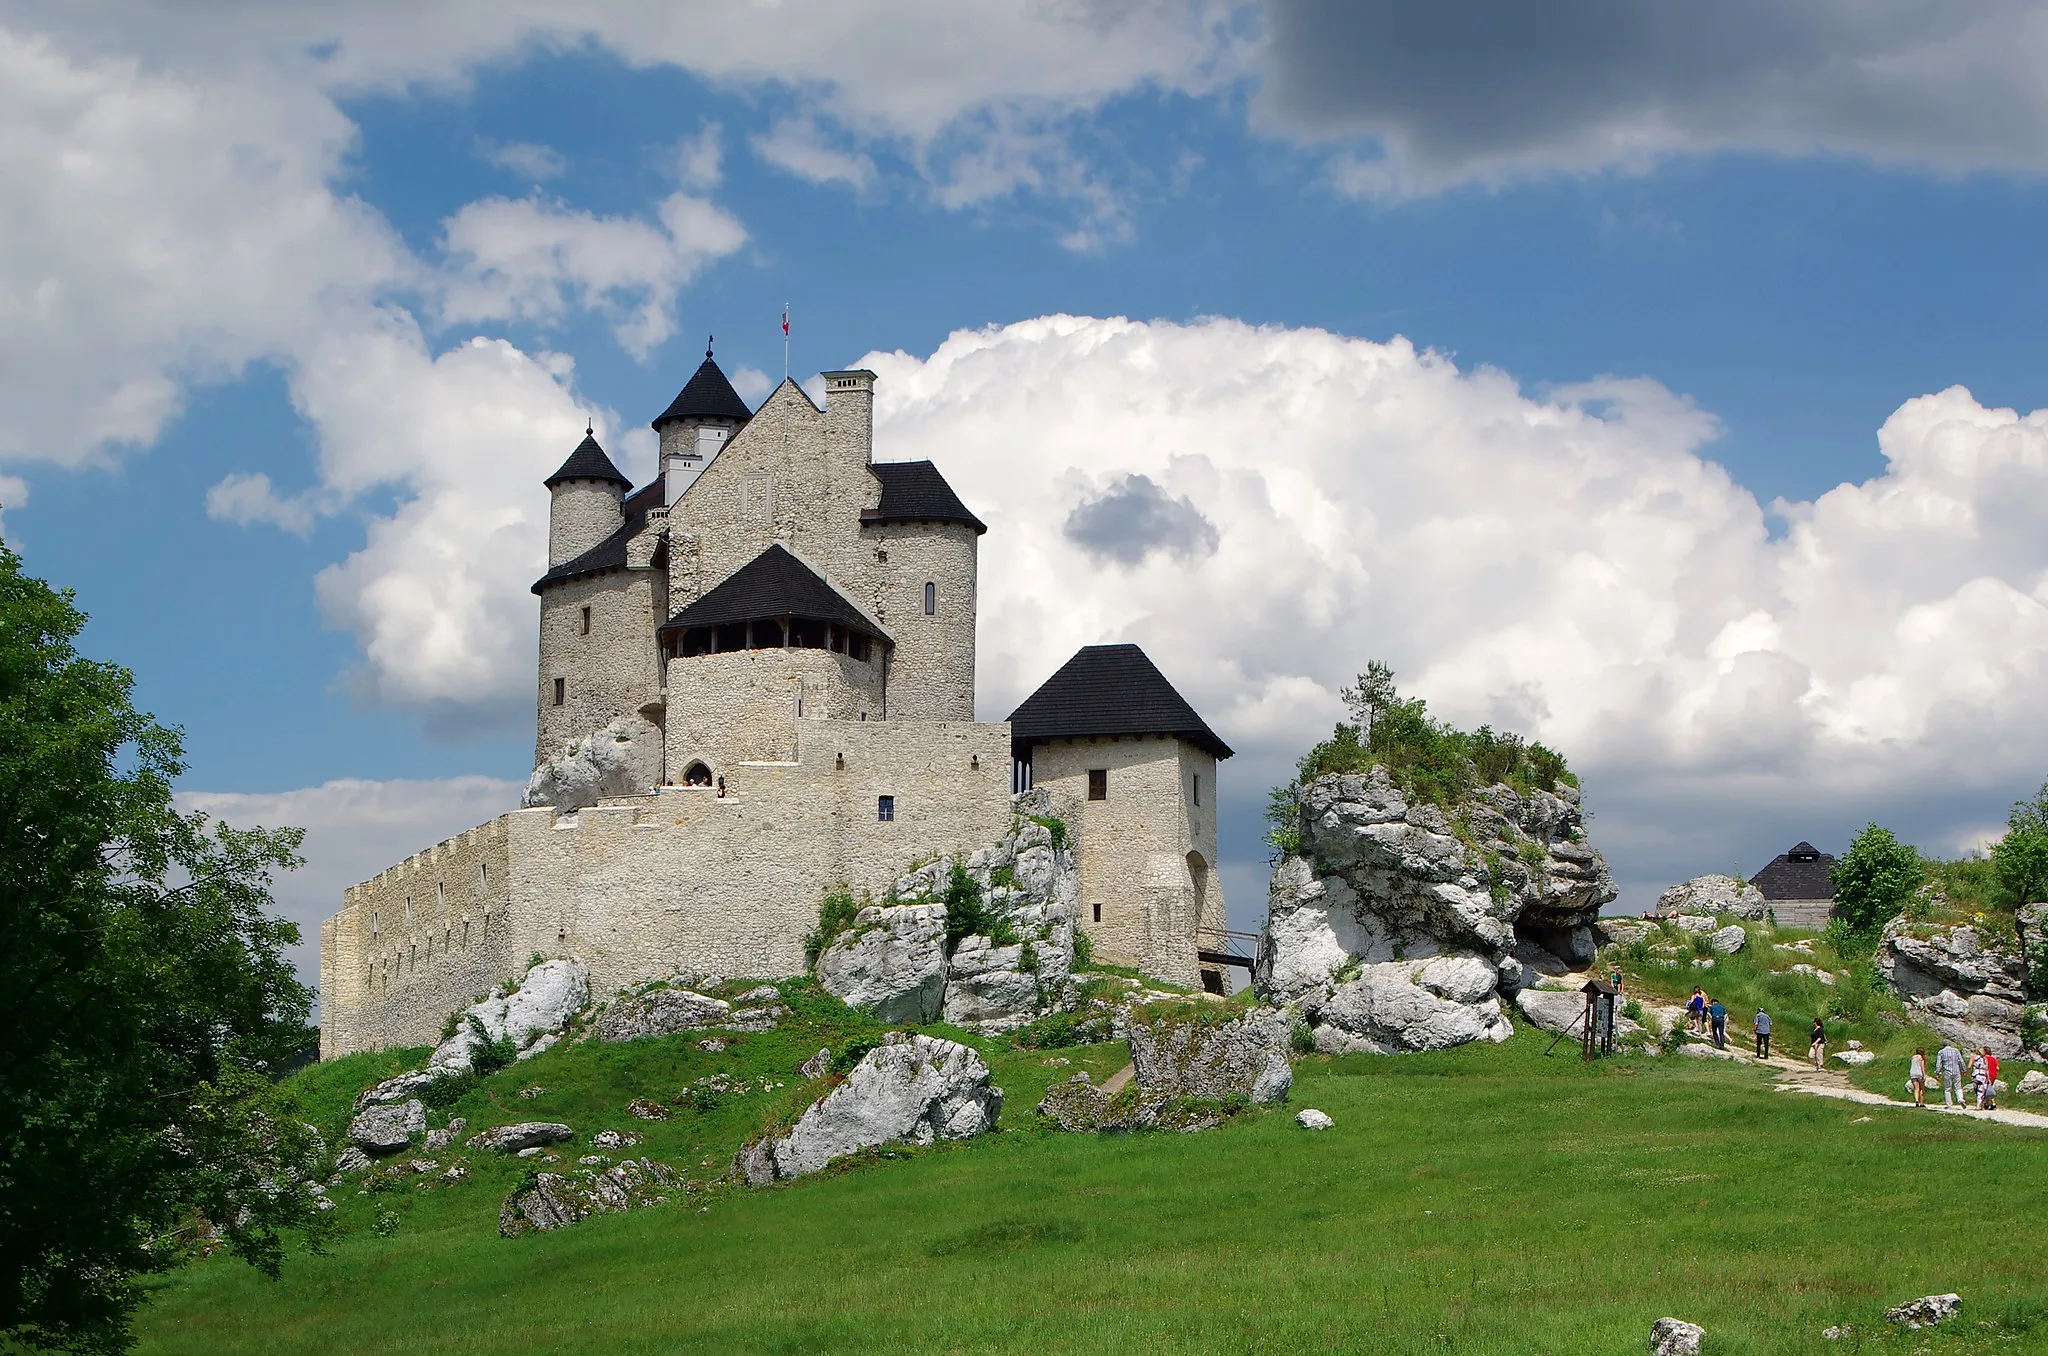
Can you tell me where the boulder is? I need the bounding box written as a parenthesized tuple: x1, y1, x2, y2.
(1127, 1006, 1293, 1103)
(1669, 914, 1716, 935)
(747, 1035, 1001, 1181)
(1649, 1317, 1705, 1356)
(467, 1122, 574, 1153)
(727, 1002, 786, 1032)
(422, 1117, 466, 1152)
(1832, 1050, 1876, 1066)
(429, 959, 589, 1073)
(590, 1129, 638, 1149)
(1885, 1294, 1961, 1330)
(815, 903, 948, 1024)
(1881, 920, 2029, 1057)
(347, 1099, 425, 1155)
(1256, 768, 1612, 1055)
(1515, 987, 1641, 1040)
(591, 987, 732, 1043)
(332, 1147, 372, 1175)
(1658, 873, 1768, 920)
(2016, 1069, 2048, 1096)
(1295, 1108, 1334, 1130)
(1708, 924, 1748, 956)
(522, 717, 649, 811)
(498, 1158, 680, 1237)
(1594, 917, 1659, 948)
(1787, 963, 1837, 986)
(797, 1048, 831, 1079)
(354, 1069, 446, 1111)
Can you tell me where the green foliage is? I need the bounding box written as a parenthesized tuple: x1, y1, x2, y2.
(1070, 928, 1095, 972)
(1028, 814, 1068, 852)
(1290, 1020, 1317, 1055)
(1284, 663, 1577, 816)
(1831, 823, 1926, 934)
(941, 860, 1014, 952)
(419, 1071, 475, 1111)
(0, 545, 326, 1355)
(464, 1016, 518, 1078)
(1263, 783, 1303, 855)
(989, 862, 1016, 889)
(1993, 779, 2048, 912)
(830, 1039, 882, 1075)
(1017, 941, 1039, 974)
(803, 884, 863, 968)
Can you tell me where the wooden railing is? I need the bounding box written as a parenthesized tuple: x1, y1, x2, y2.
(1195, 927, 1263, 971)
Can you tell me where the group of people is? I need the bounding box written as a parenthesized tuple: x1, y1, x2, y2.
(1907, 1043, 2003, 1110)
(1685, 987, 1824, 1067)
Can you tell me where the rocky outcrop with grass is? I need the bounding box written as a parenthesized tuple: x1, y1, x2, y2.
(498, 1157, 683, 1237)
(429, 959, 589, 1072)
(1257, 763, 1614, 1054)
(812, 791, 1080, 1033)
(736, 1034, 1002, 1183)
(522, 717, 650, 811)
(347, 1099, 425, 1155)
(1657, 874, 1767, 920)
(1879, 916, 2040, 1057)
(1126, 1006, 1293, 1104)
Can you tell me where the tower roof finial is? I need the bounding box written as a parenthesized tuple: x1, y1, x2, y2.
(706, 334, 714, 359)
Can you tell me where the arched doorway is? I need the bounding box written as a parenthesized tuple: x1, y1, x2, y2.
(1188, 851, 1224, 994)
(681, 761, 713, 787)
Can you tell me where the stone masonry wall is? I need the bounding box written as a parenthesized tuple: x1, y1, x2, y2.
(534, 570, 664, 789)
(546, 479, 623, 567)
(662, 646, 885, 776)
(1032, 735, 1220, 988)
(865, 520, 978, 721)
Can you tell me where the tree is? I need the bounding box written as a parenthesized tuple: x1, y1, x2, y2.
(1340, 660, 1398, 741)
(1993, 778, 2048, 911)
(0, 545, 327, 1354)
(1830, 823, 1925, 935)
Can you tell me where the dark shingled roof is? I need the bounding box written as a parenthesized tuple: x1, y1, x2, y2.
(531, 478, 664, 594)
(1008, 644, 1232, 760)
(658, 543, 887, 641)
(543, 432, 631, 489)
(652, 351, 753, 429)
(1749, 841, 1837, 900)
(864, 461, 986, 534)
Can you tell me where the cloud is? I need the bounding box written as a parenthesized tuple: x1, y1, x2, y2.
(437, 191, 747, 359)
(0, 474, 25, 541)
(204, 471, 317, 535)
(668, 120, 722, 190)
(1259, 0, 2048, 196)
(1064, 472, 1221, 565)
(178, 775, 522, 996)
(750, 116, 878, 191)
(477, 136, 567, 180)
(860, 315, 2048, 908)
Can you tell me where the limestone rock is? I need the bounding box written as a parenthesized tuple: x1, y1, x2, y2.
(498, 1158, 680, 1237)
(1669, 914, 1716, 935)
(748, 1035, 1001, 1181)
(1515, 987, 1641, 1041)
(1595, 918, 1659, 948)
(1708, 924, 1748, 956)
(590, 1129, 639, 1149)
(429, 959, 589, 1073)
(625, 1099, 669, 1121)
(1787, 963, 1837, 986)
(1255, 768, 1612, 1055)
(1680, 1042, 1744, 1061)
(1295, 1108, 1334, 1130)
(816, 903, 948, 1024)
(332, 1147, 372, 1175)
(467, 1122, 573, 1153)
(727, 1002, 786, 1032)
(354, 1069, 445, 1111)
(591, 987, 731, 1043)
(1832, 1050, 1876, 1066)
(1885, 1293, 1961, 1330)
(2017, 1070, 2048, 1096)
(347, 1099, 424, 1155)
(522, 717, 649, 812)
(1881, 920, 2029, 1057)
(1658, 873, 1768, 920)
(1649, 1317, 1705, 1356)
(1127, 1006, 1293, 1103)
(798, 1048, 831, 1078)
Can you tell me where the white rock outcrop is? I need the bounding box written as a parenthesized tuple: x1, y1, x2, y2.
(1881, 919, 2031, 1058)
(498, 1158, 681, 1237)
(522, 718, 649, 812)
(467, 1122, 574, 1153)
(1256, 768, 1613, 1054)
(429, 959, 589, 1072)
(744, 1035, 1002, 1182)
(1657, 874, 1767, 920)
(1295, 1108, 1334, 1130)
(1127, 1006, 1293, 1104)
(347, 1099, 425, 1155)
(815, 904, 948, 1024)
(2017, 1070, 2048, 1096)
(590, 986, 734, 1043)
(1708, 924, 1748, 956)
(1516, 987, 1642, 1041)
(1650, 1317, 1705, 1356)
(1885, 1293, 1961, 1330)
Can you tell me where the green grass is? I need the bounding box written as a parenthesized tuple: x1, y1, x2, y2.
(131, 989, 2048, 1355)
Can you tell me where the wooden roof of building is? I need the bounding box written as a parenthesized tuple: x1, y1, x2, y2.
(1008, 643, 1232, 760)
(657, 543, 886, 641)
(1749, 841, 1837, 900)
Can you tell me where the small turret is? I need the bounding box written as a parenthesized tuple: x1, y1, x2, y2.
(543, 427, 630, 567)
(653, 340, 752, 505)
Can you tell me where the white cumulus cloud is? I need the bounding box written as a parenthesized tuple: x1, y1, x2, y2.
(477, 136, 567, 181)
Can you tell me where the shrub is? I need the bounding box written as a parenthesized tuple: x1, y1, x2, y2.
(803, 884, 862, 968)
(1831, 825, 1925, 935)
(420, 1071, 474, 1110)
(1029, 814, 1068, 852)
(465, 1016, 517, 1077)
(1071, 928, 1095, 971)
(1993, 780, 2048, 912)
(1290, 1020, 1316, 1055)
(942, 860, 1015, 952)
(830, 1038, 881, 1074)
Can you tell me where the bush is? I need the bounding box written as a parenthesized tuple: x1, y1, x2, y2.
(466, 1016, 517, 1077)
(1029, 815, 1068, 852)
(1071, 928, 1095, 971)
(830, 1038, 881, 1074)
(942, 860, 1015, 952)
(1290, 1020, 1316, 1055)
(803, 884, 862, 968)
(420, 1071, 474, 1110)
(1831, 825, 1925, 935)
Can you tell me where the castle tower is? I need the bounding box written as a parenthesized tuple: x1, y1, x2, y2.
(543, 428, 629, 567)
(654, 344, 753, 505)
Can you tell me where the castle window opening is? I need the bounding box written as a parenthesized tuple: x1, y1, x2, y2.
(970, 754, 979, 770)
(682, 761, 712, 787)
(371, 910, 379, 936)
(828, 624, 844, 653)
(461, 919, 469, 946)
(552, 676, 565, 706)
(480, 861, 487, 888)
(877, 795, 895, 822)
(715, 621, 746, 652)
(1013, 758, 1033, 793)
(923, 581, 936, 615)
(437, 880, 444, 910)
(579, 605, 591, 635)
(1088, 769, 1108, 801)
(1192, 773, 1201, 806)
(792, 617, 827, 648)
(1092, 900, 1102, 923)
(403, 894, 412, 926)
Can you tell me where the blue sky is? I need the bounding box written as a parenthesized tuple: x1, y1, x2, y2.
(9, 3, 2048, 982)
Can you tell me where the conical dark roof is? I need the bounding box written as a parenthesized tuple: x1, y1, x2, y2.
(1749, 842, 1837, 900)
(1008, 644, 1232, 760)
(658, 544, 886, 641)
(653, 348, 753, 429)
(543, 432, 630, 489)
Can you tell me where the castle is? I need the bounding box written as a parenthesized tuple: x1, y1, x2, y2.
(318, 350, 1232, 1058)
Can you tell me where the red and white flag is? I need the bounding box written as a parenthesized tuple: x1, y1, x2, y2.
(781, 306, 789, 338)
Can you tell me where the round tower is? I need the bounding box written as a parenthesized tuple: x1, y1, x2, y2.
(544, 427, 630, 566)
(653, 341, 753, 504)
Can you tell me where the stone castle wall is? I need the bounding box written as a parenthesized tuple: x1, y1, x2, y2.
(662, 647, 886, 775)
(534, 569, 665, 789)
(546, 479, 624, 566)
(1032, 735, 1222, 988)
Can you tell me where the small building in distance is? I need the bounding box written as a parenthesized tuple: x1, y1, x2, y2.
(1748, 841, 1837, 929)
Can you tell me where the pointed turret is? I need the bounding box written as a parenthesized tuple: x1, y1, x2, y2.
(544, 426, 628, 567)
(544, 431, 631, 490)
(655, 340, 752, 504)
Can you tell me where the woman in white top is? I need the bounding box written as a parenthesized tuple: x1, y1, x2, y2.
(1908, 1048, 1927, 1107)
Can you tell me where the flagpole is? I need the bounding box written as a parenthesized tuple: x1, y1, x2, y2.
(783, 303, 791, 380)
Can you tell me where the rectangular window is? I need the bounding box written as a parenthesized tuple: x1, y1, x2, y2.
(1192, 773, 1200, 806)
(579, 605, 591, 635)
(877, 795, 895, 822)
(1088, 769, 1107, 801)
(1092, 900, 1102, 923)
(923, 581, 936, 615)
(552, 677, 565, 706)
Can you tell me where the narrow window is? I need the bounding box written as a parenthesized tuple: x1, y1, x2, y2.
(1192, 773, 1201, 806)
(371, 910, 379, 937)
(923, 581, 936, 615)
(480, 861, 488, 888)
(552, 676, 565, 706)
(1093, 900, 1102, 923)
(1088, 769, 1107, 801)
(580, 605, 591, 635)
(877, 795, 895, 822)
(437, 880, 444, 910)
(403, 894, 412, 926)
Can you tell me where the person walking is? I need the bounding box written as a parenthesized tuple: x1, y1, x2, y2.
(1936, 1041, 1965, 1107)
(1981, 1048, 2000, 1110)
(1970, 1049, 1989, 1110)
(1908, 1048, 1928, 1106)
(1709, 996, 1728, 1050)
(1809, 1016, 1827, 1070)
(1753, 1008, 1773, 1058)
(1687, 987, 1707, 1034)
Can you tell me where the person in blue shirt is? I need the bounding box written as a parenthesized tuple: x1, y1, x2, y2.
(1753, 1008, 1772, 1058)
(1708, 997, 1728, 1049)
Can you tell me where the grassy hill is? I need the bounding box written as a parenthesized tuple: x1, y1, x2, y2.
(134, 981, 2047, 1356)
